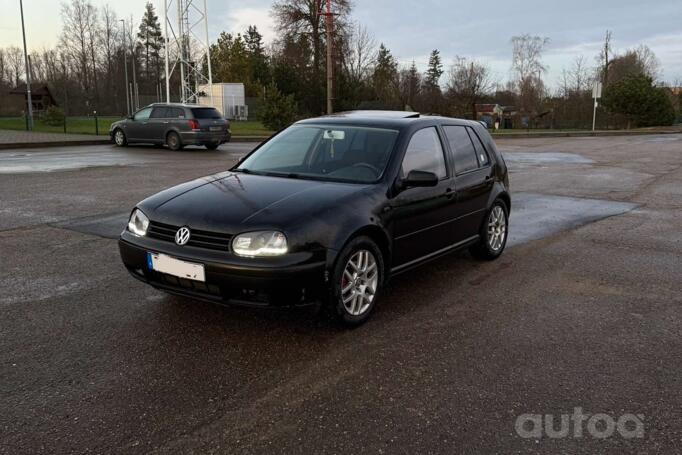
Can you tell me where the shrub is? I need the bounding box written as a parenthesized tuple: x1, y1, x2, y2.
(42, 105, 65, 127)
(601, 75, 675, 128)
(259, 82, 298, 131)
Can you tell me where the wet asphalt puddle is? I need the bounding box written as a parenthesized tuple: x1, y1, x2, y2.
(502, 151, 594, 165)
(507, 193, 636, 246)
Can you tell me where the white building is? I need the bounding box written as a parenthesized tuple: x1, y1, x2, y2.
(198, 83, 248, 120)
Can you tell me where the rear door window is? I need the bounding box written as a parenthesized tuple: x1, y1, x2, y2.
(170, 108, 186, 119)
(443, 125, 478, 174)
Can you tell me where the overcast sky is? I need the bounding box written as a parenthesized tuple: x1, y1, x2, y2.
(2, 0, 681, 87)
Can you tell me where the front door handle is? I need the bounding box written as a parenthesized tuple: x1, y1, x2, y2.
(445, 187, 455, 199)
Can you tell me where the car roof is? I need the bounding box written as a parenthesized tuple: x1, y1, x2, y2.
(147, 102, 212, 109)
(296, 111, 482, 129)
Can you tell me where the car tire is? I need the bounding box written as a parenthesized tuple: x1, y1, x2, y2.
(166, 132, 183, 151)
(205, 142, 219, 150)
(113, 129, 127, 147)
(328, 236, 384, 327)
(470, 199, 509, 260)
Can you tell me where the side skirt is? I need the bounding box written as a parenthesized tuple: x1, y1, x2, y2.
(390, 235, 480, 276)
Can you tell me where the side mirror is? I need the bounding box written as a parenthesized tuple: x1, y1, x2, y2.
(401, 170, 439, 189)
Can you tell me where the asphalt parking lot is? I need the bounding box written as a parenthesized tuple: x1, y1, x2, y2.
(1, 135, 681, 453)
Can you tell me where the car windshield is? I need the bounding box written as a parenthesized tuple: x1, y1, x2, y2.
(191, 108, 222, 119)
(235, 125, 400, 183)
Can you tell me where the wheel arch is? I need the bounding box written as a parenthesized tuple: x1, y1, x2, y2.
(329, 224, 392, 280)
(496, 190, 511, 212)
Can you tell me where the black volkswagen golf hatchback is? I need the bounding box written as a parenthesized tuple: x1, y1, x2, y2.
(119, 111, 510, 325)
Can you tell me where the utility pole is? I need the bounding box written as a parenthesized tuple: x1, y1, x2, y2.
(323, 0, 334, 115)
(163, 0, 170, 103)
(120, 19, 131, 115)
(19, 0, 33, 130)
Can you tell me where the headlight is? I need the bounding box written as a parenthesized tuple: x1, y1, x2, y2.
(127, 208, 149, 236)
(232, 231, 288, 257)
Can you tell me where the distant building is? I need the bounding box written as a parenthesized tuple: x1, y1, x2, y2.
(8, 84, 57, 115)
(197, 83, 247, 120)
(475, 103, 518, 129)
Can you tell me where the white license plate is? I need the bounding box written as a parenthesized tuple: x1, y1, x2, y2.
(147, 252, 205, 282)
(210, 126, 223, 132)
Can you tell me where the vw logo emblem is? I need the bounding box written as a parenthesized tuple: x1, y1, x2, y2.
(175, 227, 191, 246)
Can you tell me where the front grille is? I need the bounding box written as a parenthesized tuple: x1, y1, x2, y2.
(147, 221, 232, 251)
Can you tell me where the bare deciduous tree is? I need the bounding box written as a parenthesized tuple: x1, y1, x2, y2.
(100, 5, 119, 96)
(5, 46, 24, 87)
(60, 0, 98, 97)
(633, 45, 661, 81)
(510, 34, 549, 113)
(343, 23, 376, 85)
(569, 55, 592, 92)
(0, 48, 5, 86)
(446, 56, 493, 118)
(511, 34, 550, 81)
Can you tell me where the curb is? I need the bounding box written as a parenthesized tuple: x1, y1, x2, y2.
(0, 139, 111, 150)
(491, 130, 682, 139)
(0, 136, 270, 151)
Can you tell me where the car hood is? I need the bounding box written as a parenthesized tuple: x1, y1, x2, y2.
(140, 172, 370, 232)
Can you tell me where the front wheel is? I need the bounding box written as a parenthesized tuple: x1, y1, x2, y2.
(470, 199, 509, 260)
(113, 129, 127, 147)
(328, 236, 384, 327)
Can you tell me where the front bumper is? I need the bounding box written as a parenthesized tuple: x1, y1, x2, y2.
(180, 130, 231, 145)
(119, 233, 327, 307)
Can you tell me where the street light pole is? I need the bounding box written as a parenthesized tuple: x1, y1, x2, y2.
(19, 0, 33, 130)
(120, 19, 130, 116)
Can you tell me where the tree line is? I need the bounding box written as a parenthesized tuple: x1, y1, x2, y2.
(0, 0, 679, 129)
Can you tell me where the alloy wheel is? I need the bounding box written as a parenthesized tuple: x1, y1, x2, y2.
(487, 205, 507, 252)
(341, 249, 378, 316)
(115, 130, 124, 146)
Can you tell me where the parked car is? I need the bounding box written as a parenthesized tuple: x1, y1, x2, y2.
(119, 111, 510, 326)
(110, 103, 231, 150)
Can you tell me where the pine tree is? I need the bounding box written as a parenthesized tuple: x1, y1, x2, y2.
(372, 43, 399, 106)
(244, 26, 269, 86)
(425, 49, 443, 89)
(137, 2, 164, 88)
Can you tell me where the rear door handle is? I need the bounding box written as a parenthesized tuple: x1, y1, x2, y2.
(445, 187, 455, 199)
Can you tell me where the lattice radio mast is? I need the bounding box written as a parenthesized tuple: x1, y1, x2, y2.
(163, 0, 213, 104)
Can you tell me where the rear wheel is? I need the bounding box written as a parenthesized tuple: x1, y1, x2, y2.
(166, 132, 183, 151)
(470, 199, 508, 260)
(328, 236, 384, 327)
(205, 142, 219, 150)
(113, 129, 127, 147)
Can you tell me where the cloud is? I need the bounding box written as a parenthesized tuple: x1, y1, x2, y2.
(214, 6, 276, 43)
